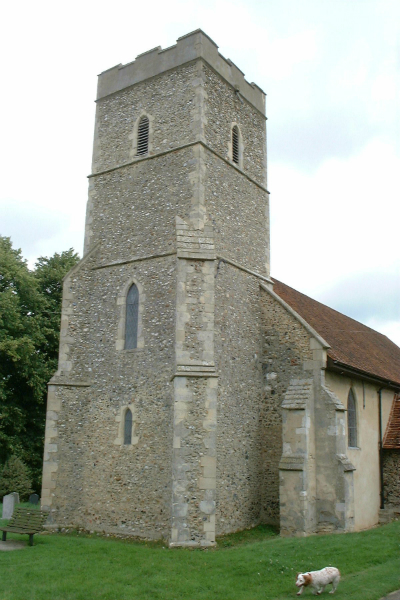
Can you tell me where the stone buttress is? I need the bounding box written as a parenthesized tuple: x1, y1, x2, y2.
(260, 283, 355, 536)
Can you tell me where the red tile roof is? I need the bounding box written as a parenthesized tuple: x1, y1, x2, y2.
(383, 395, 400, 449)
(272, 279, 400, 388)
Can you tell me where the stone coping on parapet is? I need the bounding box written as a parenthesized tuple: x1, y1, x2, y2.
(96, 29, 266, 114)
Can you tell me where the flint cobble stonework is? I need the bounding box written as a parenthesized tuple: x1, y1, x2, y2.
(43, 30, 382, 544)
(203, 65, 267, 187)
(383, 450, 400, 505)
(45, 253, 177, 538)
(42, 31, 272, 544)
(259, 288, 313, 524)
(215, 265, 264, 533)
(92, 64, 198, 174)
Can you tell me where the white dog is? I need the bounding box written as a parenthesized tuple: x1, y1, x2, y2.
(295, 567, 340, 595)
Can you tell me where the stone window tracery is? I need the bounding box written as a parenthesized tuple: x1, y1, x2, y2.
(125, 284, 139, 349)
(347, 388, 357, 448)
(228, 123, 243, 168)
(137, 116, 150, 155)
(232, 125, 240, 164)
(124, 408, 132, 445)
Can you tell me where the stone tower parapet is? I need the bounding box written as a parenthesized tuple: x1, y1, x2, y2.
(96, 29, 265, 113)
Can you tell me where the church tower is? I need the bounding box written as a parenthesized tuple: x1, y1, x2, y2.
(42, 30, 271, 546)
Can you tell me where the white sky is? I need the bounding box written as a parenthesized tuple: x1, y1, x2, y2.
(1, 0, 399, 345)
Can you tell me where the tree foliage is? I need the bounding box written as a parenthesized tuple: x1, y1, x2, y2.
(0, 455, 33, 500)
(0, 237, 79, 492)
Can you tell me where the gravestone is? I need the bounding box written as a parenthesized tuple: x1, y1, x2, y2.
(2, 493, 20, 519)
(29, 493, 39, 505)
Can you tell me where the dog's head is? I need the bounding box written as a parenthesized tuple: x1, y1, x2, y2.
(295, 573, 312, 587)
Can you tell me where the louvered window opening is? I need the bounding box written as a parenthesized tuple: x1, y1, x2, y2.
(232, 126, 239, 164)
(124, 409, 132, 445)
(125, 284, 139, 349)
(137, 117, 149, 155)
(347, 389, 357, 447)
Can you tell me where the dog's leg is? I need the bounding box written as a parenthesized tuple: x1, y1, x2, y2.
(297, 586, 304, 596)
(329, 579, 339, 594)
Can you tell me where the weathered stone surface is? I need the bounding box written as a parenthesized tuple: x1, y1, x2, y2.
(2, 493, 19, 519)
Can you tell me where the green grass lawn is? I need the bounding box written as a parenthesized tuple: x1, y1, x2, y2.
(0, 516, 399, 600)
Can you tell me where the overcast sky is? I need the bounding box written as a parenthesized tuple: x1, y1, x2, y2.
(1, 0, 399, 345)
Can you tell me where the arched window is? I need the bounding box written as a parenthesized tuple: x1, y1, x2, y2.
(124, 409, 132, 445)
(125, 284, 139, 349)
(347, 388, 357, 447)
(137, 116, 149, 155)
(232, 125, 240, 164)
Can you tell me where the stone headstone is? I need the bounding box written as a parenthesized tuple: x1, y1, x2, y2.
(29, 493, 39, 505)
(2, 493, 20, 519)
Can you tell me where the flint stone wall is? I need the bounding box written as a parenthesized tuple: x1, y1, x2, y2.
(92, 63, 198, 174)
(259, 287, 313, 524)
(214, 265, 264, 534)
(383, 449, 400, 505)
(43, 42, 273, 542)
(203, 65, 267, 187)
(44, 252, 176, 538)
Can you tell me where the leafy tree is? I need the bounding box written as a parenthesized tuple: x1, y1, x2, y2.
(0, 455, 33, 500)
(34, 249, 79, 369)
(0, 237, 79, 492)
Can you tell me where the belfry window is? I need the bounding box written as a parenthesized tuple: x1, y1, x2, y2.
(137, 116, 149, 155)
(125, 284, 139, 349)
(347, 388, 357, 447)
(124, 409, 132, 445)
(232, 125, 240, 164)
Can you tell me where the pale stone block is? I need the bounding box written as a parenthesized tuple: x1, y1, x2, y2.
(45, 426, 57, 439)
(43, 461, 58, 473)
(199, 477, 216, 490)
(309, 338, 322, 350)
(204, 304, 215, 313)
(203, 420, 216, 431)
(176, 330, 185, 342)
(313, 348, 326, 362)
(174, 378, 188, 392)
(46, 411, 59, 421)
(173, 436, 181, 448)
(200, 456, 216, 467)
(303, 360, 320, 371)
(47, 394, 61, 411)
(199, 500, 216, 514)
(203, 521, 215, 532)
(173, 503, 188, 517)
(42, 475, 54, 488)
(203, 465, 216, 478)
(205, 409, 216, 421)
(205, 531, 215, 541)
